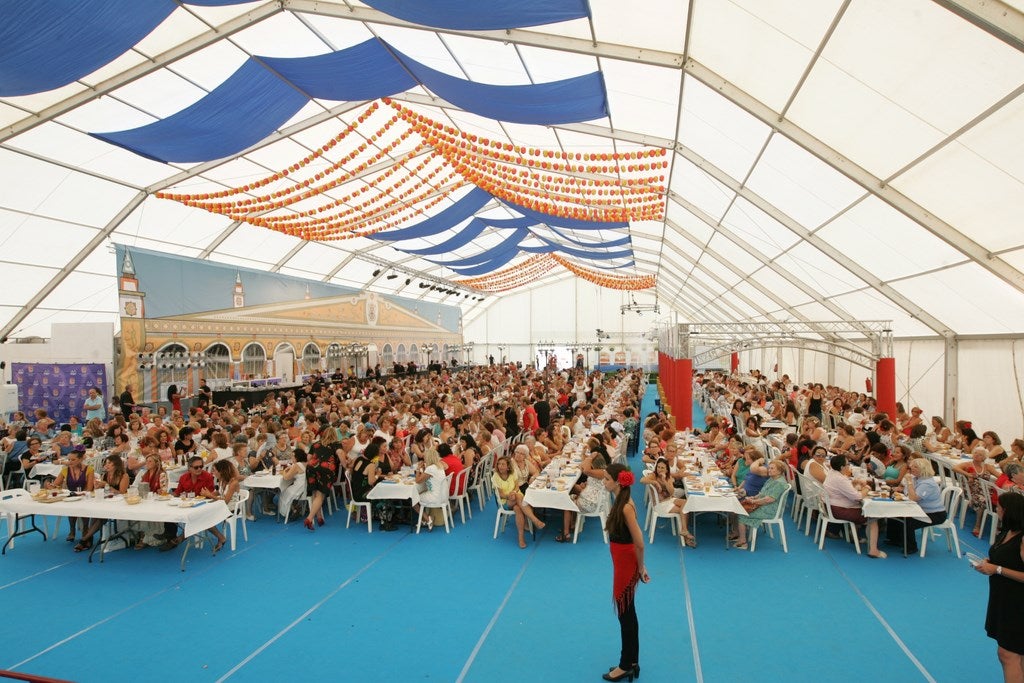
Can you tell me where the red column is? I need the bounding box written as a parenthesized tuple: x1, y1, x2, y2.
(673, 358, 693, 430)
(875, 357, 896, 420)
(730, 352, 739, 374)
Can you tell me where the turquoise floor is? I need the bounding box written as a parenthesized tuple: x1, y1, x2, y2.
(0, 385, 999, 682)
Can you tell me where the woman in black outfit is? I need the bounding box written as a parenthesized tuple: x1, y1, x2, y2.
(602, 463, 649, 682)
(975, 491, 1024, 683)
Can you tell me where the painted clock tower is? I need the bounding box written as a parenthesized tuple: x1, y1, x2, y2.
(233, 272, 245, 308)
(118, 249, 145, 319)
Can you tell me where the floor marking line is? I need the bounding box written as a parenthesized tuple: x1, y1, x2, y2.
(678, 547, 704, 683)
(828, 553, 938, 683)
(0, 561, 71, 591)
(6, 523, 289, 671)
(215, 534, 408, 683)
(455, 543, 539, 683)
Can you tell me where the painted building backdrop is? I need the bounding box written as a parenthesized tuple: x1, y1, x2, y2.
(114, 246, 462, 403)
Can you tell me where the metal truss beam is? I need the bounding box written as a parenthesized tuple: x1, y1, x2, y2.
(692, 336, 878, 370)
(932, 0, 1024, 53)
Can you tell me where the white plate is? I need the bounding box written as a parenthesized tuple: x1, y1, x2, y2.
(966, 552, 984, 567)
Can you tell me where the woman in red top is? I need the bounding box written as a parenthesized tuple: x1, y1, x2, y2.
(602, 464, 649, 682)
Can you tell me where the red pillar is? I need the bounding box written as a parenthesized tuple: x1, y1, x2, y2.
(673, 358, 693, 430)
(730, 352, 739, 374)
(875, 357, 896, 420)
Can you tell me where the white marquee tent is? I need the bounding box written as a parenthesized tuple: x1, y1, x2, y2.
(1, 0, 1023, 436)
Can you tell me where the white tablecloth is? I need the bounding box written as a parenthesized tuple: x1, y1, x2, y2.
(862, 498, 930, 523)
(683, 491, 748, 516)
(524, 462, 582, 512)
(28, 463, 63, 478)
(242, 473, 284, 491)
(0, 492, 230, 538)
(367, 478, 421, 505)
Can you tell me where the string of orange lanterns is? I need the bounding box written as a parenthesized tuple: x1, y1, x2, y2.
(551, 255, 656, 290)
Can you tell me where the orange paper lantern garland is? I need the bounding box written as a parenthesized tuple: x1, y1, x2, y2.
(550, 255, 655, 290)
(156, 98, 668, 281)
(454, 254, 559, 292)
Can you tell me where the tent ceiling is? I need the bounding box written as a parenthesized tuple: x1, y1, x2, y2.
(0, 0, 1023, 340)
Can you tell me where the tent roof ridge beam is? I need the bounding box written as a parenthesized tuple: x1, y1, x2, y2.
(682, 57, 1024, 298)
(665, 135, 953, 337)
(931, 0, 1024, 53)
(666, 192, 869, 337)
(657, 223, 811, 326)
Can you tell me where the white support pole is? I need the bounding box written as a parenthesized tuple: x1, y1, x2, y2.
(944, 336, 959, 425)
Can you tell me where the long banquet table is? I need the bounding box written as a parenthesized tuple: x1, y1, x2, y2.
(0, 489, 230, 570)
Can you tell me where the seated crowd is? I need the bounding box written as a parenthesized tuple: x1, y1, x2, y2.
(635, 369, 1023, 558)
(1, 363, 643, 552)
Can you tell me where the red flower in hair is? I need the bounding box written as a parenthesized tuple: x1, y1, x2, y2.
(617, 470, 635, 487)
(963, 421, 972, 430)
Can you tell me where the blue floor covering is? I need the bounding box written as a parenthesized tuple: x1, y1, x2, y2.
(0, 385, 999, 682)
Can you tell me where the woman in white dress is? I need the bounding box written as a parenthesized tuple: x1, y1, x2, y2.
(558, 449, 608, 542)
(413, 449, 448, 531)
(277, 448, 307, 518)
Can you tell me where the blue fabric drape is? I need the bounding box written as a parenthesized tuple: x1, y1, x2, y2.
(369, 188, 494, 241)
(397, 218, 491, 255)
(259, 40, 416, 101)
(91, 59, 307, 163)
(92, 38, 608, 161)
(0, 0, 176, 96)
(392, 47, 608, 125)
(363, 0, 589, 30)
(426, 227, 531, 267)
(266, 39, 608, 125)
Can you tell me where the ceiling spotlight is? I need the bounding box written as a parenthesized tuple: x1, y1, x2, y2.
(372, 269, 382, 277)
(405, 278, 412, 285)
(418, 283, 428, 288)
(386, 273, 398, 280)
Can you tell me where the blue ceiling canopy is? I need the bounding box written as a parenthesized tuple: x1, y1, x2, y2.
(362, 0, 589, 30)
(0, 0, 258, 97)
(0, 0, 591, 97)
(369, 187, 637, 276)
(91, 38, 608, 163)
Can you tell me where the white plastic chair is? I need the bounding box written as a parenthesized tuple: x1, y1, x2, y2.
(646, 485, 680, 544)
(222, 490, 250, 551)
(416, 473, 454, 534)
(492, 490, 532, 539)
(749, 485, 792, 553)
(815, 487, 861, 554)
(976, 478, 1002, 545)
(344, 469, 373, 533)
(797, 471, 822, 536)
(920, 485, 962, 559)
(573, 490, 610, 544)
(448, 467, 472, 524)
(466, 458, 488, 511)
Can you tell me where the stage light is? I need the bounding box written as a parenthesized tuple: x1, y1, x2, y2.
(372, 269, 381, 277)
(386, 273, 398, 280)
(405, 278, 412, 285)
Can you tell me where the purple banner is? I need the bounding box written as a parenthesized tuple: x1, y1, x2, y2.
(12, 363, 107, 425)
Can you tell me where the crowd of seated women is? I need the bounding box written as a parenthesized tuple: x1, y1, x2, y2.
(1, 362, 643, 551)
(674, 369, 1024, 557)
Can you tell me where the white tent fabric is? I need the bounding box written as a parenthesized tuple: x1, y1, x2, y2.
(1, 1, 1023, 430)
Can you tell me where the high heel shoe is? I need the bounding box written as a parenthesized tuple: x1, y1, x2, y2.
(316, 513, 326, 527)
(608, 665, 639, 679)
(303, 518, 315, 531)
(602, 667, 634, 682)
